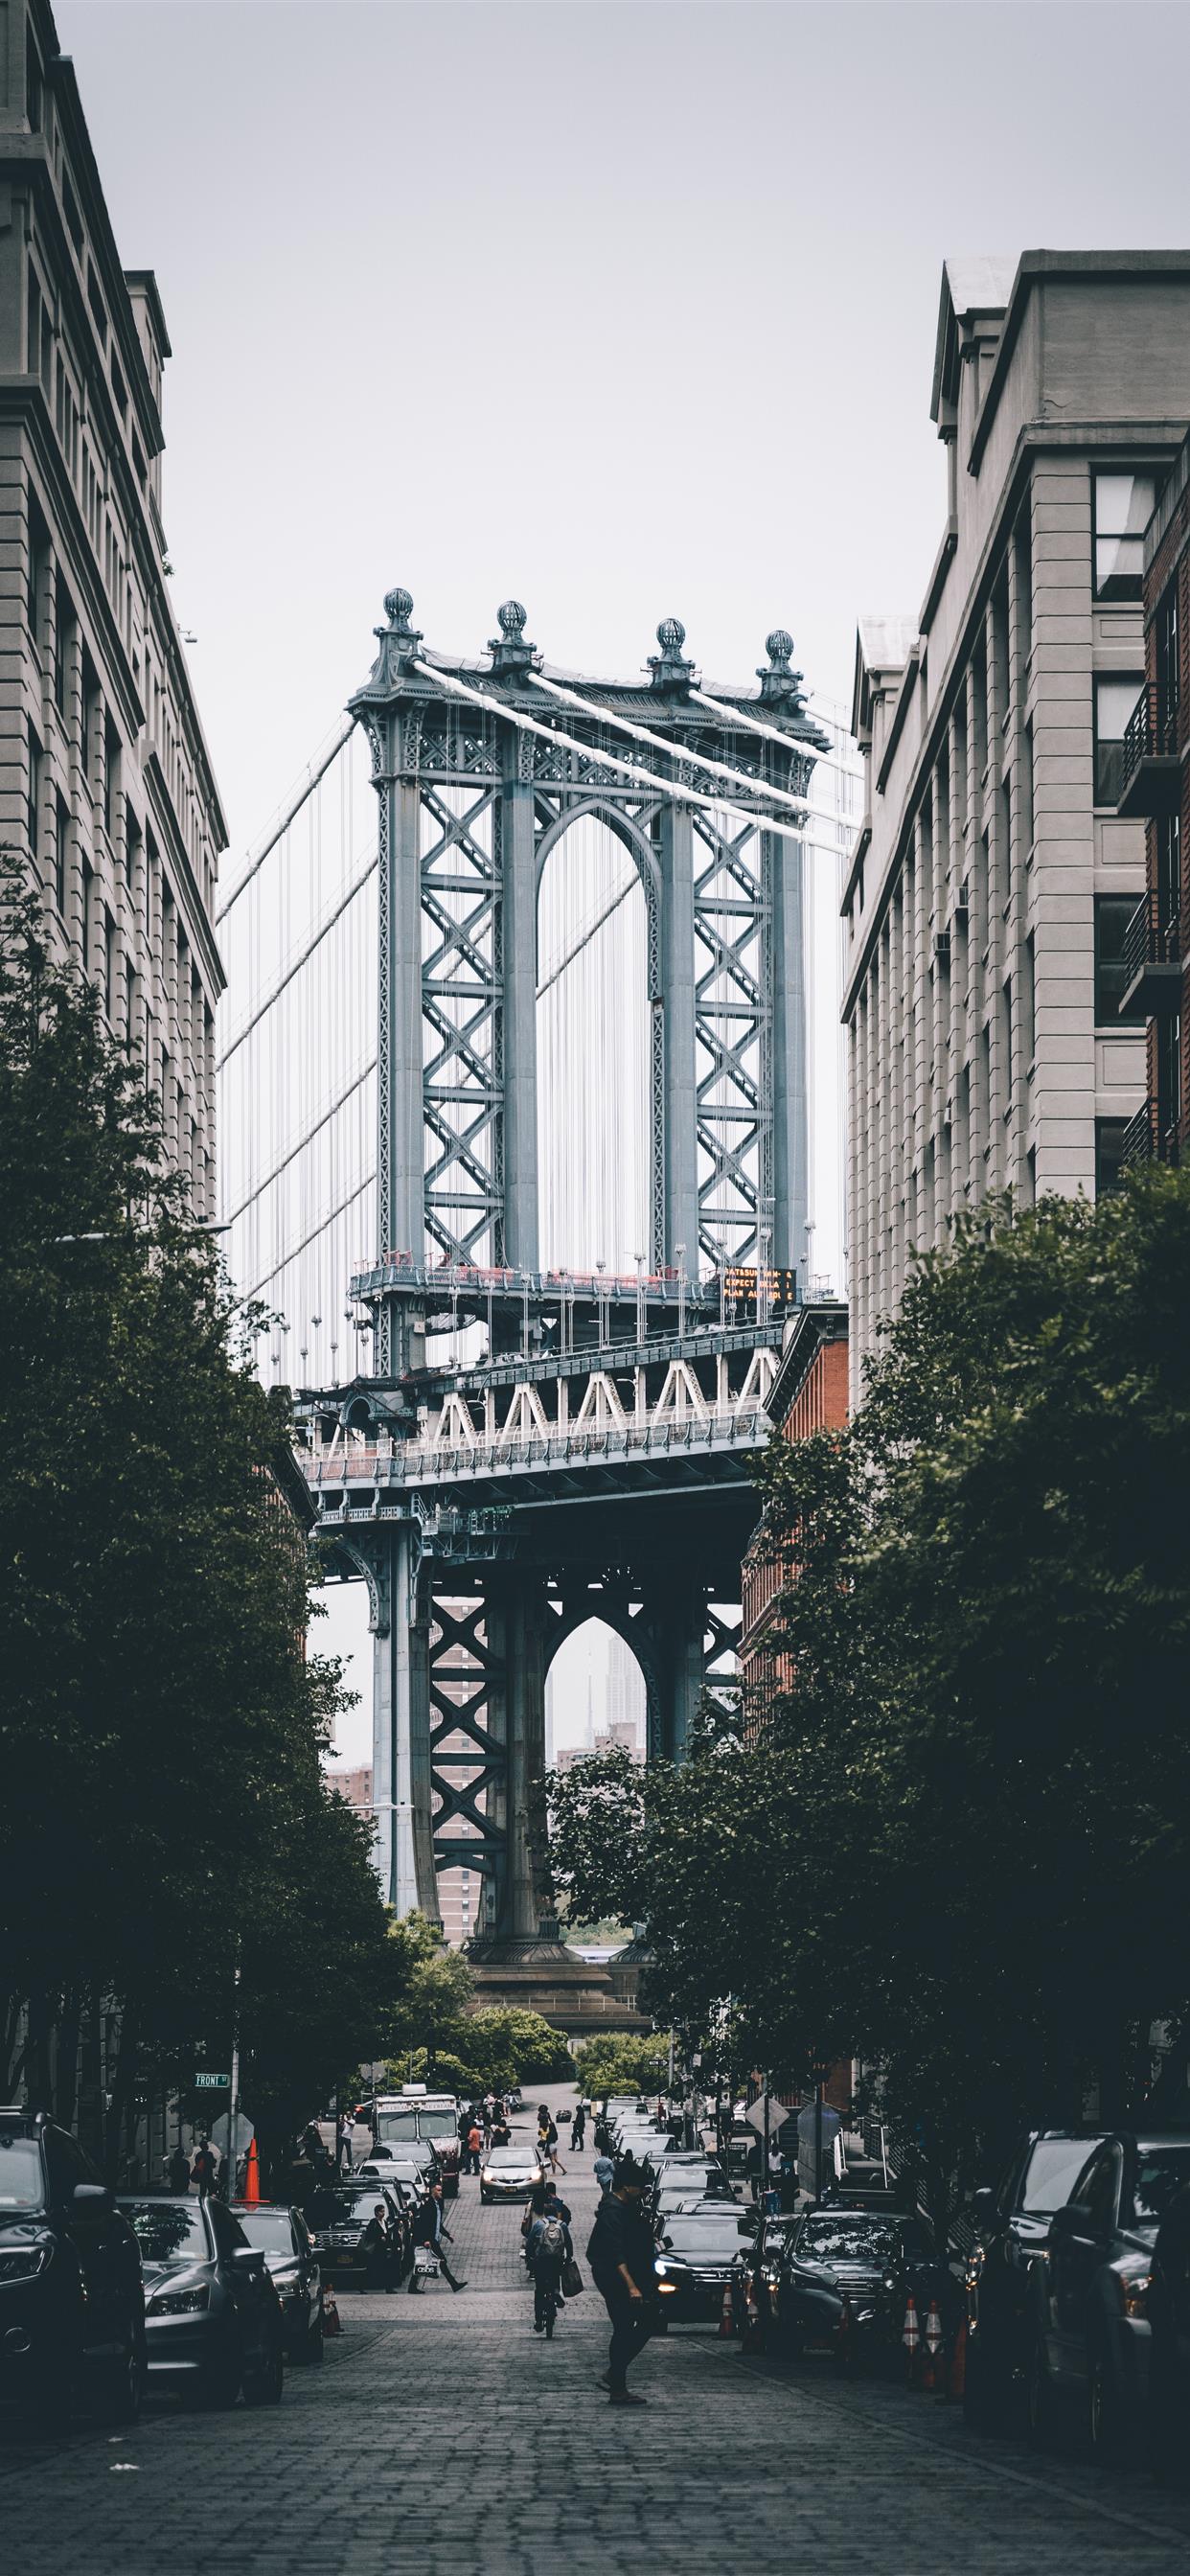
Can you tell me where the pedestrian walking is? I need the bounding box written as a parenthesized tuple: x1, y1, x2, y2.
(466, 2118, 483, 2175)
(336, 2110, 354, 2174)
(593, 2150, 614, 2195)
(586, 2156, 657, 2406)
(167, 2143, 191, 2194)
(408, 2182, 468, 2293)
(572, 2104, 586, 2151)
(537, 2105, 564, 2174)
(191, 2136, 217, 2200)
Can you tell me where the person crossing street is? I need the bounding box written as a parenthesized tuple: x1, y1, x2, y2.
(587, 2155, 657, 2405)
(408, 2181, 468, 2293)
(526, 2183, 573, 2335)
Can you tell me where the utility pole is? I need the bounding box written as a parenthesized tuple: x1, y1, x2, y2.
(814, 2078, 824, 2204)
(226, 1951, 241, 2199)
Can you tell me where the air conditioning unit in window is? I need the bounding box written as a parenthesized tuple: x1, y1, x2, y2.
(933, 932, 951, 964)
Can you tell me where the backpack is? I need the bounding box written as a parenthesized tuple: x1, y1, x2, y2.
(539, 2216, 566, 2259)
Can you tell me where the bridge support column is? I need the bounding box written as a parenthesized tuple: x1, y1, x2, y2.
(500, 756, 538, 1271)
(372, 1525, 438, 1921)
(658, 806, 698, 1269)
(770, 825, 809, 1278)
(648, 1579, 707, 1761)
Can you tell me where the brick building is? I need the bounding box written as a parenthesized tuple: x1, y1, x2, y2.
(1116, 433, 1189, 1165)
(2, 0, 225, 1206)
(738, 1299, 849, 1740)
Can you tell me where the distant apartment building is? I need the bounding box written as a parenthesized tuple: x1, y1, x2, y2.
(2, 0, 225, 1204)
(739, 1297, 849, 1740)
(1115, 433, 1190, 1168)
(842, 253, 1190, 1388)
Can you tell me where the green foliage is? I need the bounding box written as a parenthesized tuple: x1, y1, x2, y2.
(574, 2032, 672, 2099)
(545, 1180, 1190, 2196)
(0, 862, 395, 2169)
(385, 1991, 572, 2095)
(381, 1914, 475, 2073)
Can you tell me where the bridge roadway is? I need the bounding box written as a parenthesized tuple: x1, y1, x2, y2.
(6, 2090, 1190, 2572)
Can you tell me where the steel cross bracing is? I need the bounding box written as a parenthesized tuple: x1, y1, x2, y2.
(288, 591, 828, 1949)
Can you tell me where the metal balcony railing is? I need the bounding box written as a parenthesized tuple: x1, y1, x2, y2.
(1117, 682, 1181, 814)
(1124, 888, 1181, 987)
(1120, 1097, 1182, 1170)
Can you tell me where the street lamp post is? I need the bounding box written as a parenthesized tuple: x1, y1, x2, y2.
(675, 1243, 687, 1342)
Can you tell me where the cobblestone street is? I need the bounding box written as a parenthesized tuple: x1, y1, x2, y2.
(5, 2103, 1190, 2571)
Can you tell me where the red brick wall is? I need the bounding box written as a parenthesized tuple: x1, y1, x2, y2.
(739, 1337, 850, 1740)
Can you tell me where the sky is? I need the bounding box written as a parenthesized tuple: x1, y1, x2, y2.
(58, 0, 1190, 1758)
(58, 0, 1190, 856)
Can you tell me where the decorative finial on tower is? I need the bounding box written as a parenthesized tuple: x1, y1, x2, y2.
(384, 586, 416, 629)
(648, 616, 697, 694)
(757, 625, 807, 711)
(365, 585, 423, 691)
(488, 597, 540, 676)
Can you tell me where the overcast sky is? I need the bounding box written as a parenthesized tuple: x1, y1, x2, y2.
(59, 0, 1190, 853)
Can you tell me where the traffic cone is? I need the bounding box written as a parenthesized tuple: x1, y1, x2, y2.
(949, 2313, 968, 2404)
(323, 2284, 342, 2338)
(243, 2136, 261, 2207)
(902, 2291, 920, 2381)
(719, 2283, 736, 2337)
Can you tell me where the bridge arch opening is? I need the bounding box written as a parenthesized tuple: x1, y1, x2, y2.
(537, 812, 651, 1275)
(545, 1616, 649, 1796)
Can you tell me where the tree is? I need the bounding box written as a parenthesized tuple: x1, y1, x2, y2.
(381, 1915, 475, 2078)
(0, 862, 395, 2171)
(574, 2033, 672, 2099)
(543, 1178, 1190, 2211)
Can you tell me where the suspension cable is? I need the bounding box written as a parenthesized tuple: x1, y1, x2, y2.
(217, 716, 356, 923)
(217, 851, 378, 1068)
(530, 670, 810, 819)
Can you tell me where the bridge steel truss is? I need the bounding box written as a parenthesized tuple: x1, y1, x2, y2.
(301, 589, 827, 1941)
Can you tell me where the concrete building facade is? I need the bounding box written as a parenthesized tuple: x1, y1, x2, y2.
(842, 253, 1190, 1389)
(1, 0, 225, 1205)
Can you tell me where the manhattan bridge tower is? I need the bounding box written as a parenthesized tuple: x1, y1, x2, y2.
(226, 589, 829, 1997)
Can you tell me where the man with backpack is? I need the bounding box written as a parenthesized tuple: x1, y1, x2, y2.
(527, 2184, 573, 2334)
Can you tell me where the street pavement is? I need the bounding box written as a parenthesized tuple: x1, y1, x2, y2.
(5, 2087, 1190, 2571)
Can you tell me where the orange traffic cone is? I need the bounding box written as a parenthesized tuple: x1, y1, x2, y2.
(719, 2283, 736, 2337)
(924, 2297, 944, 2393)
(902, 2291, 920, 2382)
(323, 2284, 342, 2338)
(243, 2136, 261, 2206)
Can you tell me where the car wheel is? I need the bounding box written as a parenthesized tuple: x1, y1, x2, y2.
(1088, 2337, 1127, 2463)
(103, 2327, 145, 2424)
(244, 2336, 285, 2407)
(1026, 2335, 1055, 2449)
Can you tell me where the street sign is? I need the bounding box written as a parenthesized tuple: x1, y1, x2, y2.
(719, 1264, 799, 1322)
(194, 2071, 231, 2089)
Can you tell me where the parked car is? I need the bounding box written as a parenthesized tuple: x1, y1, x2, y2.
(652, 2206, 757, 2324)
(119, 2194, 284, 2406)
(0, 2107, 146, 2427)
(1145, 2180, 1190, 2479)
(790, 2205, 936, 2366)
(961, 2129, 1105, 2429)
(652, 2176, 735, 2229)
(306, 2177, 409, 2287)
(1029, 2131, 1190, 2457)
(231, 2203, 325, 2363)
(733, 2208, 846, 2358)
(480, 2145, 543, 2205)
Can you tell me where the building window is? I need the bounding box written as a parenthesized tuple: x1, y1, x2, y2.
(1158, 1011, 1181, 1145)
(61, 171, 83, 261)
(1092, 472, 1157, 602)
(104, 909, 116, 1023)
(1094, 675, 1144, 806)
(81, 654, 100, 789)
(1156, 578, 1180, 716)
(1157, 813, 1181, 941)
(1095, 1117, 1129, 1194)
(54, 575, 73, 717)
(55, 794, 69, 916)
(104, 714, 120, 839)
(27, 722, 41, 863)
(81, 860, 94, 973)
(1095, 892, 1146, 1024)
(26, 24, 43, 130)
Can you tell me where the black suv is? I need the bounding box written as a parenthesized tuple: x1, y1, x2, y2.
(0, 2107, 146, 2426)
(961, 2128, 1104, 2428)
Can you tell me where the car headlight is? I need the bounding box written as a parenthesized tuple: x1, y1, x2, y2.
(0, 2244, 53, 2283)
(148, 2282, 211, 2315)
(1120, 2271, 1152, 2320)
(481, 2171, 493, 2185)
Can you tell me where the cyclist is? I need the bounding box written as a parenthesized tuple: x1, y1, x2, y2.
(527, 2187, 572, 2336)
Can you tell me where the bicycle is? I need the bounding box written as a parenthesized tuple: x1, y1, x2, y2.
(535, 2277, 561, 2339)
